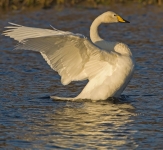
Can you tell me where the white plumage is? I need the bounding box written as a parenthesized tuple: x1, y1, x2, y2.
(2, 11, 135, 101)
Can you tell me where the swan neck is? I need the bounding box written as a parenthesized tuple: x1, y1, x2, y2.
(90, 16, 102, 43)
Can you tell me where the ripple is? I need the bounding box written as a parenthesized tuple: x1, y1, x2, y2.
(0, 5, 163, 149)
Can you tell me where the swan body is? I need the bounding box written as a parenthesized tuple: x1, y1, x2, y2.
(2, 11, 135, 101)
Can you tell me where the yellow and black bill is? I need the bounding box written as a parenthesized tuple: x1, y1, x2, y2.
(117, 15, 130, 23)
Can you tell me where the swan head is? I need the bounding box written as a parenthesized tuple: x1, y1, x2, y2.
(99, 11, 130, 24)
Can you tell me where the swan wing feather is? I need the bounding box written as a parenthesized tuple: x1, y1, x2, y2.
(3, 23, 117, 85)
(2, 22, 72, 42)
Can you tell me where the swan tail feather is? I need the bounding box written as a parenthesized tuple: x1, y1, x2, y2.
(50, 96, 75, 101)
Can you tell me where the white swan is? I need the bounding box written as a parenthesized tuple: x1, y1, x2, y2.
(2, 11, 135, 101)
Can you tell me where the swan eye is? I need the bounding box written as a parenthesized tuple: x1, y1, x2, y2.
(114, 14, 116, 16)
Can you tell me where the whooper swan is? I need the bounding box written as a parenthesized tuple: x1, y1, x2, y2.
(2, 11, 135, 101)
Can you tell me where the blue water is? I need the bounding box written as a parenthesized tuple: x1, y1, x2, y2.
(0, 5, 163, 149)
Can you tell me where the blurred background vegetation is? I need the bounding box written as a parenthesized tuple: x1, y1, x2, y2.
(0, 0, 162, 11)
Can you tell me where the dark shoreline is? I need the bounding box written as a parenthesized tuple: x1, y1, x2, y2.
(0, 0, 162, 12)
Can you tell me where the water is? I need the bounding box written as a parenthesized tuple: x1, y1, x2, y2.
(0, 4, 163, 149)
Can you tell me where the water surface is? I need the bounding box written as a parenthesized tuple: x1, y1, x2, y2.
(0, 4, 163, 149)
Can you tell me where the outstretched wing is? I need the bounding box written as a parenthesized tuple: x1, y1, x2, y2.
(2, 22, 72, 42)
(3, 23, 118, 85)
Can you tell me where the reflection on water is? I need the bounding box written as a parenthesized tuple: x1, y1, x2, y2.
(0, 4, 163, 149)
(0, 98, 137, 149)
(40, 102, 136, 149)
